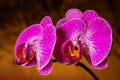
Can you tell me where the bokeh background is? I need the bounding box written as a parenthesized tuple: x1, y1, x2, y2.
(0, 0, 120, 80)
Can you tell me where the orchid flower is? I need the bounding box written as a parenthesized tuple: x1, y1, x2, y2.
(53, 9, 112, 69)
(14, 16, 56, 75)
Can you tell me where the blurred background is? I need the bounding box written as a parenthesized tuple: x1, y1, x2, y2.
(0, 0, 120, 80)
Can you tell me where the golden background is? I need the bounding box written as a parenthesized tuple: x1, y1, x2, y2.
(0, 0, 120, 80)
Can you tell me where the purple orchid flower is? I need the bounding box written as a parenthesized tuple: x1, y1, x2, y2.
(14, 16, 56, 75)
(53, 9, 112, 69)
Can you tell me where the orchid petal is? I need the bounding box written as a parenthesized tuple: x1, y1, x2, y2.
(38, 59, 52, 75)
(84, 17, 112, 66)
(91, 59, 108, 69)
(56, 18, 66, 28)
(15, 24, 43, 50)
(65, 9, 82, 20)
(84, 53, 108, 69)
(58, 19, 86, 40)
(15, 24, 43, 66)
(82, 10, 98, 23)
(40, 16, 52, 27)
(37, 24, 56, 70)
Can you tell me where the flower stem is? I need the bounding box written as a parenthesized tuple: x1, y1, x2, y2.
(52, 59, 99, 80)
(52, 59, 57, 62)
(76, 62, 99, 80)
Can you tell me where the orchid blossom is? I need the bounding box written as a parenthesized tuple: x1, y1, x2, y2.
(14, 16, 56, 75)
(53, 9, 112, 69)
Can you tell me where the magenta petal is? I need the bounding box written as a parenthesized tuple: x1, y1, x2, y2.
(40, 16, 52, 27)
(59, 19, 86, 40)
(15, 24, 43, 66)
(82, 10, 98, 23)
(56, 18, 66, 28)
(83, 53, 108, 69)
(15, 24, 43, 51)
(65, 9, 82, 20)
(90, 59, 108, 69)
(53, 19, 86, 63)
(38, 59, 52, 75)
(37, 24, 56, 70)
(84, 17, 112, 66)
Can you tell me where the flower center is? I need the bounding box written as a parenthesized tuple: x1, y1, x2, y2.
(66, 45, 80, 57)
(14, 43, 36, 65)
(63, 41, 82, 64)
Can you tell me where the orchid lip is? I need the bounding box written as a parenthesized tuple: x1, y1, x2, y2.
(14, 43, 36, 65)
(62, 40, 82, 64)
(14, 37, 40, 65)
